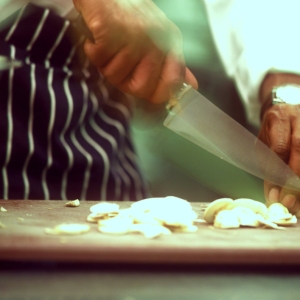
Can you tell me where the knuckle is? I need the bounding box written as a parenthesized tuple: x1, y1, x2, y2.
(121, 80, 154, 100)
(273, 142, 290, 161)
(264, 107, 285, 123)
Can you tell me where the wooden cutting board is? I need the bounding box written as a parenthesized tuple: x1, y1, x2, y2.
(1, 200, 300, 265)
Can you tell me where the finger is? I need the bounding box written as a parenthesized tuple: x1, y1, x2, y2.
(264, 180, 280, 206)
(296, 207, 300, 218)
(287, 111, 300, 176)
(267, 111, 291, 163)
(278, 116, 300, 213)
(279, 189, 299, 213)
(146, 50, 186, 103)
(259, 109, 290, 203)
(98, 44, 142, 87)
(287, 196, 300, 214)
(84, 40, 120, 69)
(185, 67, 198, 90)
(118, 47, 165, 100)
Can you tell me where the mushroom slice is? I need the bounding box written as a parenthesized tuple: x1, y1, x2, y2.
(165, 224, 198, 233)
(267, 203, 293, 222)
(231, 207, 260, 227)
(87, 213, 101, 223)
(65, 199, 80, 207)
(131, 196, 198, 228)
(153, 209, 198, 228)
(45, 223, 90, 235)
(129, 223, 171, 239)
(273, 215, 297, 226)
(256, 215, 285, 230)
(131, 196, 196, 216)
(87, 211, 119, 223)
(268, 203, 289, 214)
(213, 210, 240, 229)
(129, 209, 163, 226)
(98, 216, 133, 235)
(227, 198, 268, 218)
(90, 202, 119, 214)
(203, 198, 233, 224)
(88, 202, 120, 223)
(131, 196, 192, 212)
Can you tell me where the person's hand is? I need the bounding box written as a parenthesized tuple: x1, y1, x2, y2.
(258, 103, 300, 215)
(259, 73, 300, 216)
(73, 0, 198, 103)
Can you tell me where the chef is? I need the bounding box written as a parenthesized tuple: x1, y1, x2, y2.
(0, 0, 197, 200)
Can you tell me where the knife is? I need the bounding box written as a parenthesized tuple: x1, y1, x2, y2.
(164, 84, 300, 191)
(75, 14, 300, 192)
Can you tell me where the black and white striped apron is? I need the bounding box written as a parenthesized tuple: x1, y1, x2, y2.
(0, 3, 149, 201)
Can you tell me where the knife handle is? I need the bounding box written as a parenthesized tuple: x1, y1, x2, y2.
(166, 83, 192, 111)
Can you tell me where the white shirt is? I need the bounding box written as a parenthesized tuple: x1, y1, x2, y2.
(203, 0, 300, 127)
(0, 0, 74, 23)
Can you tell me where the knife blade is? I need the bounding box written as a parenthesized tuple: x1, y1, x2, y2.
(75, 14, 300, 192)
(164, 85, 300, 192)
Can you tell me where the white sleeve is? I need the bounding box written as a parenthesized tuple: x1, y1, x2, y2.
(203, 0, 300, 127)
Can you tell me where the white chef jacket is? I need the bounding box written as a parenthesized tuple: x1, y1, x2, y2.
(203, 0, 300, 127)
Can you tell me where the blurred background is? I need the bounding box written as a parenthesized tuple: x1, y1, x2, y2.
(131, 0, 265, 203)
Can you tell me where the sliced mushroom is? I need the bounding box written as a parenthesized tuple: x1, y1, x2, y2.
(98, 216, 133, 235)
(203, 198, 233, 224)
(87, 211, 119, 223)
(90, 202, 120, 214)
(45, 223, 90, 235)
(129, 223, 171, 239)
(152, 209, 197, 228)
(88, 202, 120, 223)
(214, 210, 240, 229)
(129, 209, 163, 226)
(227, 198, 268, 218)
(267, 203, 292, 221)
(131, 196, 192, 212)
(231, 207, 260, 227)
(65, 199, 80, 207)
(165, 224, 198, 233)
(256, 215, 285, 230)
(273, 215, 297, 226)
(131, 196, 198, 228)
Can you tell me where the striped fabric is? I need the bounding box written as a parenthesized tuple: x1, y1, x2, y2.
(0, 3, 149, 201)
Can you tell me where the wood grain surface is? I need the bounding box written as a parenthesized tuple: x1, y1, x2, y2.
(1, 200, 300, 265)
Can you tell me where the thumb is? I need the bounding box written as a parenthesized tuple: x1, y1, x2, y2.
(185, 67, 198, 90)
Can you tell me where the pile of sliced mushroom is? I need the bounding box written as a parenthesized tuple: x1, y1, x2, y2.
(203, 198, 297, 229)
(44, 197, 297, 237)
(87, 196, 198, 238)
